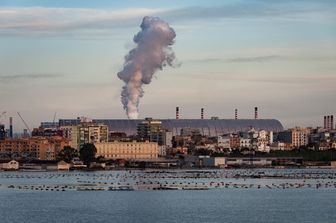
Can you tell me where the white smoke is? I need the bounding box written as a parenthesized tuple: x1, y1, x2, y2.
(117, 16, 177, 119)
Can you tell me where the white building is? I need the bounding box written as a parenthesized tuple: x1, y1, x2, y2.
(217, 136, 230, 149)
(240, 138, 251, 148)
(162, 131, 173, 147)
(158, 145, 167, 157)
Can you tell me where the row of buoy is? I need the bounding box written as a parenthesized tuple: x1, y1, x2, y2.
(5, 181, 336, 191)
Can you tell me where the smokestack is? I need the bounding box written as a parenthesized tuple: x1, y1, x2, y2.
(117, 16, 177, 119)
(201, 108, 204, 119)
(235, 109, 238, 120)
(327, 116, 330, 129)
(324, 116, 327, 129)
(176, 107, 179, 120)
(9, 117, 13, 138)
(331, 115, 334, 130)
(254, 107, 258, 119)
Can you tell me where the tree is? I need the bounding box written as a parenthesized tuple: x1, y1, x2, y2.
(79, 143, 97, 167)
(57, 146, 78, 163)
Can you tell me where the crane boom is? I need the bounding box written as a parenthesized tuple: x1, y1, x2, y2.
(17, 112, 31, 133)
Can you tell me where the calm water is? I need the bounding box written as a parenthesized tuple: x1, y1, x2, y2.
(1, 169, 336, 223)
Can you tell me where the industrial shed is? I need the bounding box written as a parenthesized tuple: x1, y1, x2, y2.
(59, 118, 284, 136)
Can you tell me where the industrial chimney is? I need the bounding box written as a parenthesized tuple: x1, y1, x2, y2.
(254, 107, 258, 119)
(331, 115, 334, 130)
(235, 109, 238, 120)
(9, 117, 13, 138)
(324, 116, 327, 129)
(176, 107, 179, 120)
(327, 116, 330, 129)
(201, 108, 204, 119)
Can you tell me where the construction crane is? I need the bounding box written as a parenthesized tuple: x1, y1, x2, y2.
(17, 112, 31, 133)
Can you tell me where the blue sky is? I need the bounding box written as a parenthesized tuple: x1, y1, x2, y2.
(0, 0, 335, 131)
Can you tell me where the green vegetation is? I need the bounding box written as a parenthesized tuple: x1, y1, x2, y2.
(57, 146, 78, 163)
(264, 149, 336, 162)
(79, 143, 97, 167)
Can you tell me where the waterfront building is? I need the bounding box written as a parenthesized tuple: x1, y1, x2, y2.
(94, 141, 158, 160)
(0, 136, 69, 160)
(20, 160, 70, 171)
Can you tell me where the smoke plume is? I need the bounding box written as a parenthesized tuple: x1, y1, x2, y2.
(117, 16, 177, 119)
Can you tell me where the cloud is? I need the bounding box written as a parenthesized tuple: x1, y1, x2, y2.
(0, 73, 63, 81)
(188, 55, 288, 63)
(177, 72, 336, 85)
(0, 1, 334, 36)
(187, 55, 336, 64)
(0, 7, 165, 36)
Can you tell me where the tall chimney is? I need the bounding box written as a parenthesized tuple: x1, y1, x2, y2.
(327, 116, 330, 130)
(331, 115, 334, 130)
(201, 108, 204, 119)
(176, 107, 179, 120)
(324, 116, 327, 129)
(235, 109, 238, 120)
(254, 107, 258, 119)
(9, 117, 13, 138)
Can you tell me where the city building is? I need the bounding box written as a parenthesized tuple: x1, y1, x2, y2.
(277, 127, 310, 148)
(324, 115, 334, 130)
(240, 138, 251, 148)
(291, 127, 310, 147)
(60, 120, 109, 150)
(94, 141, 158, 160)
(0, 136, 69, 160)
(32, 127, 63, 137)
(162, 131, 173, 147)
(137, 118, 164, 145)
(217, 135, 230, 149)
(230, 134, 240, 149)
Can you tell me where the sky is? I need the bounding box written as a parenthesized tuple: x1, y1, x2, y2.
(0, 0, 335, 132)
